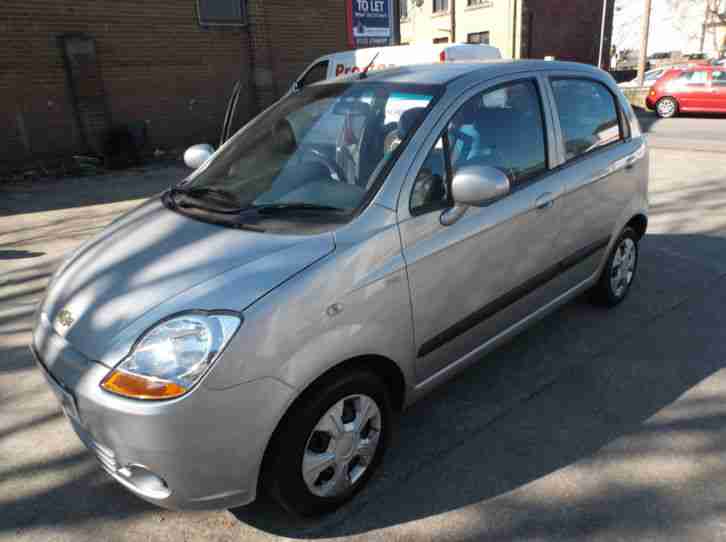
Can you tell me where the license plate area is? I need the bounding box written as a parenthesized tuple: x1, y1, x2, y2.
(32, 348, 81, 423)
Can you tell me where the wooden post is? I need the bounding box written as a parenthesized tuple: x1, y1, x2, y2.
(636, 0, 652, 87)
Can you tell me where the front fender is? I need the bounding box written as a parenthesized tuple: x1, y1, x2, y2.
(203, 231, 416, 396)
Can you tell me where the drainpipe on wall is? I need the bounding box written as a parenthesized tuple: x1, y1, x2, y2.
(393, 0, 401, 45)
(512, 0, 518, 59)
(450, 0, 456, 42)
(599, 0, 608, 68)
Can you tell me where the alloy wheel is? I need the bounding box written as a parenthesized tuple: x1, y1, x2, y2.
(302, 394, 382, 498)
(610, 237, 637, 298)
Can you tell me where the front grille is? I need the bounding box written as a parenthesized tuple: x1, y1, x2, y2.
(71, 420, 119, 473)
(90, 440, 119, 472)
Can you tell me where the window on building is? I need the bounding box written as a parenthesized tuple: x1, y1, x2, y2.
(400, 0, 408, 19)
(551, 78, 622, 162)
(433, 0, 449, 13)
(467, 0, 492, 6)
(197, 0, 246, 26)
(433, 37, 449, 44)
(467, 31, 490, 45)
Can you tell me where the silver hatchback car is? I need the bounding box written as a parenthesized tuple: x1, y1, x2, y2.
(33, 60, 648, 516)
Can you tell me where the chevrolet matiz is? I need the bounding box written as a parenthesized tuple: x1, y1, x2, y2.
(33, 60, 648, 516)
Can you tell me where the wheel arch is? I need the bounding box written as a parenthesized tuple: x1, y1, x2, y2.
(626, 213, 648, 240)
(257, 354, 407, 496)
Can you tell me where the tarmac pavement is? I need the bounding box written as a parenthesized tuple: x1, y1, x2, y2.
(2, 142, 726, 541)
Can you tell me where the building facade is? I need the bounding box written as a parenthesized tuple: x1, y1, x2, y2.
(1, 1, 346, 169)
(400, 0, 614, 65)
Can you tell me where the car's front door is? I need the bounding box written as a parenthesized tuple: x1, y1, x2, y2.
(398, 76, 565, 384)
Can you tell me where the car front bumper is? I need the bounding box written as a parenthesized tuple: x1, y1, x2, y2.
(32, 315, 296, 510)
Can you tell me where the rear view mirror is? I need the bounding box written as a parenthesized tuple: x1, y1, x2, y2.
(452, 165, 510, 206)
(332, 100, 371, 117)
(183, 143, 214, 169)
(441, 165, 510, 226)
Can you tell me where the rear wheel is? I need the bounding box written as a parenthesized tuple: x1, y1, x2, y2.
(655, 96, 678, 118)
(589, 227, 639, 307)
(265, 371, 392, 516)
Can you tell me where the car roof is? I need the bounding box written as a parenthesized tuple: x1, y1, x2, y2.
(328, 59, 606, 87)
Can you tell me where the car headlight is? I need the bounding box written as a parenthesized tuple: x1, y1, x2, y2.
(100, 312, 241, 400)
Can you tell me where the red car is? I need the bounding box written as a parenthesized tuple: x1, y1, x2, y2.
(646, 65, 726, 118)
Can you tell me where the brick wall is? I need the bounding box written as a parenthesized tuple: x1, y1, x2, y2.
(247, 0, 347, 108)
(1, 0, 347, 169)
(522, 0, 613, 66)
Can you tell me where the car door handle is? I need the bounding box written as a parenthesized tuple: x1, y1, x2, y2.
(535, 193, 555, 210)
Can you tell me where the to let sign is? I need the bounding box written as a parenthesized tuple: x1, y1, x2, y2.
(347, 0, 393, 48)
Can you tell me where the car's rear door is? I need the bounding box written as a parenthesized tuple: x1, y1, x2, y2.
(709, 69, 726, 112)
(398, 75, 565, 384)
(544, 74, 646, 285)
(677, 69, 711, 110)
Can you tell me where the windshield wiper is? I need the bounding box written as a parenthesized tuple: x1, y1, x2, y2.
(169, 186, 244, 213)
(250, 203, 347, 214)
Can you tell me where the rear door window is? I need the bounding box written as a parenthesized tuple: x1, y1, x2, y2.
(712, 70, 726, 86)
(679, 70, 709, 86)
(550, 79, 622, 162)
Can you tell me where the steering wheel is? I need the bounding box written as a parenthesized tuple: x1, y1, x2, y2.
(299, 144, 349, 185)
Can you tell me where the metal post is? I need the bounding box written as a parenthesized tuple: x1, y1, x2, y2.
(598, 0, 608, 68)
(636, 0, 652, 87)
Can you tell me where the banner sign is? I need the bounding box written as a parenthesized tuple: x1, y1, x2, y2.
(347, 0, 393, 48)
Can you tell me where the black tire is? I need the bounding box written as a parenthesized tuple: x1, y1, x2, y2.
(264, 370, 393, 517)
(655, 96, 678, 118)
(590, 227, 640, 307)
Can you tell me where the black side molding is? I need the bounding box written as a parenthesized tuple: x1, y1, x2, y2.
(417, 236, 611, 358)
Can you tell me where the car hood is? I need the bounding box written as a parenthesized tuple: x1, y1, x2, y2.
(39, 198, 335, 363)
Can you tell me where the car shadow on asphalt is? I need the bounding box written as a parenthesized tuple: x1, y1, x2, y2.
(2, 232, 726, 540)
(231, 232, 726, 539)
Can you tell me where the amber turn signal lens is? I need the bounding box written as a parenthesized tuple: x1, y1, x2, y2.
(101, 370, 187, 400)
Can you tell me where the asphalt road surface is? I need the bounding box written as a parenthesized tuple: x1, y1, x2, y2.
(2, 126, 726, 541)
(638, 109, 726, 152)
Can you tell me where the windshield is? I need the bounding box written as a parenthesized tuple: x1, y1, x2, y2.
(179, 82, 440, 220)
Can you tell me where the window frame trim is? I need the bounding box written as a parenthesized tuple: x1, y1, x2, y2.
(196, 0, 247, 27)
(432, 0, 449, 13)
(407, 75, 553, 217)
(546, 75, 628, 169)
(466, 31, 491, 45)
(298, 60, 330, 88)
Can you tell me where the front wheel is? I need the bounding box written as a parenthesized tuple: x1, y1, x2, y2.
(589, 227, 639, 307)
(264, 371, 393, 516)
(655, 96, 678, 118)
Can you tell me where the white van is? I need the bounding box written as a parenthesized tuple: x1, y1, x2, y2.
(190, 43, 502, 160)
(294, 43, 502, 88)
